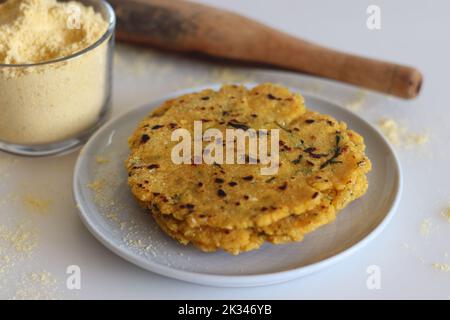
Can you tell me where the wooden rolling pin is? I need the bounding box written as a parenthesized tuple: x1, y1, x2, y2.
(109, 0, 423, 99)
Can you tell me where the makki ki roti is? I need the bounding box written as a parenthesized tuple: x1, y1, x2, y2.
(149, 173, 367, 255)
(126, 83, 372, 254)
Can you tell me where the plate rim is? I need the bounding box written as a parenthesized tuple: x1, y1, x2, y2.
(73, 83, 403, 287)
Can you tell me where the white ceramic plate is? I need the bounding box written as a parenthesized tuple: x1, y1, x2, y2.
(73, 84, 402, 287)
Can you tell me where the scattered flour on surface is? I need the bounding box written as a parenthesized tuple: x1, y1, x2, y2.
(300, 82, 323, 94)
(401, 241, 426, 264)
(378, 118, 429, 148)
(87, 179, 106, 192)
(0, 222, 37, 283)
(0, 223, 66, 299)
(210, 67, 253, 84)
(114, 45, 175, 77)
(114, 44, 255, 89)
(0, 223, 37, 254)
(432, 263, 450, 273)
(95, 155, 110, 164)
(86, 157, 176, 262)
(442, 206, 450, 223)
(11, 271, 58, 300)
(0, 192, 18, 208)
(420, 218, 432, 238)
(22, 194, 52, 214)
(0, 155, 19, 181)
(345, 90, 366, 111)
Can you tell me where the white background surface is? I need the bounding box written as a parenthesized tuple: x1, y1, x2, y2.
(0, 0, 449, 299)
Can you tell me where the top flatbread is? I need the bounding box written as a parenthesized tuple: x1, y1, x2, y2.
(126, 84, 371, 230)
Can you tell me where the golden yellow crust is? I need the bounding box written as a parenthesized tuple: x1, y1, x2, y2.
(126, 83, 372, 254)
(150, 174, 367, 255)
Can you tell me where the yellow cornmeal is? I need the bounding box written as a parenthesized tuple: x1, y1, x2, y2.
(0, 0, 107, 64)
(87, 179, 105, 192)
(22, 194, 52, 214)
(378, 118, 429, 148)
(442, 206, 450, 223)
(0, 0, 109, 145)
